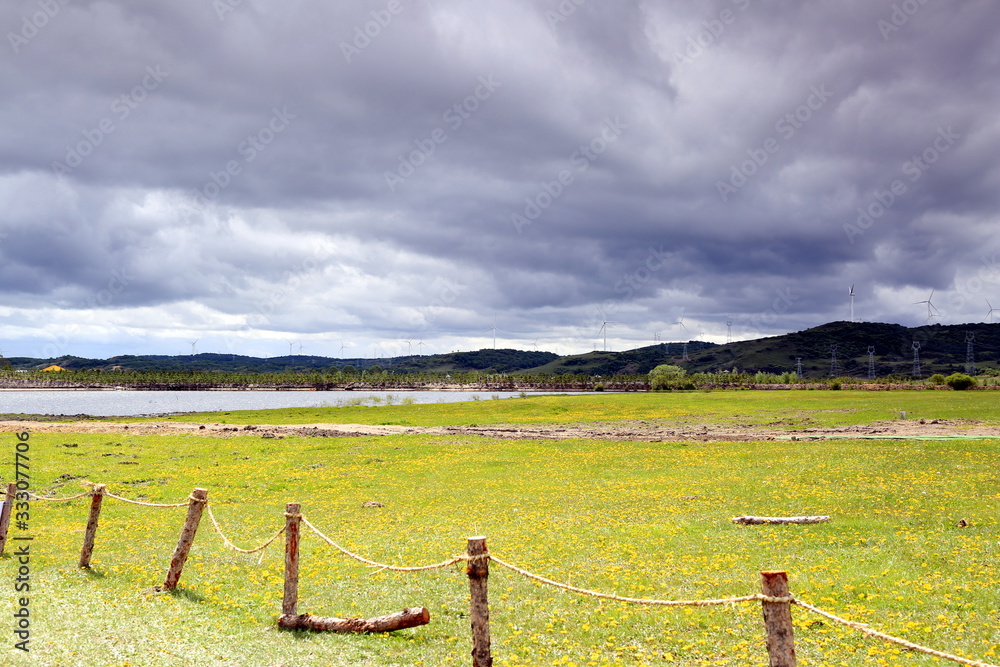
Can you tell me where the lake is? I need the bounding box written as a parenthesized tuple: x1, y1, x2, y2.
(0, 389, 555, 417)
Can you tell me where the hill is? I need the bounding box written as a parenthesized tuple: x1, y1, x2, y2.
(680, 321, 999, 378)
(3, 322, 997, 379)
(2, 349, 559, 375)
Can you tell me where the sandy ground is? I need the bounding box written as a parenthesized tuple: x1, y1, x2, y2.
(2, 418, 998, 441)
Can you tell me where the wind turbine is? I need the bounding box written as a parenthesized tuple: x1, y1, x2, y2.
(849, 284, 856, 323)
(297, 342, 305, 355)
(188, 340, 198, 356)
(675, 317, 689, 335)
(417, 340, 426, 354)
(485, 315, 502, 349)
(339, 339, 347, 357)
(287, 340, 295, 356)
(405, 339, 413, 355)
(915, 290, 940, 324)
(532, 338, 538, 351)
(985, 299, 998, 323)
(597, 320, 615, 352)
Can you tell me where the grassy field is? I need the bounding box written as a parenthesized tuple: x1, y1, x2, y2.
(3, 391, 999, 666)
(127, 388, 1000, 429)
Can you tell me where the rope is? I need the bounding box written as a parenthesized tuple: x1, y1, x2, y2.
(487, 557, 999, 666)
(793, 599, 1000, 667)
(102, 490, 195, 508)
(27, 491, 91, 502)
(20, 478, 1000, 667)
(206, 504, 284, 554)
(489, 555, 779, 607)
(299, 515, 468, 572)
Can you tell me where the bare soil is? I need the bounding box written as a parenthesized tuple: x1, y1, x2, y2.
(3, 418, 998, 441)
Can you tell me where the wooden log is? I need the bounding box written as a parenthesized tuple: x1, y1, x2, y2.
(0, 482, 15, 555)
(160, 488, 208, 591)
(79, 484, 106, 568)
(733, 516, 830, 525)
(282, 502, 301, 617)
(761, 571, 797, 667)
(277, 607, 430, 632)
(467, 536, 493, 667)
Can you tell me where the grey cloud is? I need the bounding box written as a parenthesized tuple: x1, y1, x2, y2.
(1, 0, 998, 358)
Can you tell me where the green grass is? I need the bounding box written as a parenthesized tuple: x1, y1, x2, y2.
(130, 389, 1000, 430)
(3, 391, 1000, 666)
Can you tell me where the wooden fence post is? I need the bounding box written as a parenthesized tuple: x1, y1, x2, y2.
(761, 571, 797, 667)
(282, 502, 301, 619)
(161, 488, 208, 591)
(0, 482, 15, 555)
(467, 536, 492, 667)
(79, 484, 106, 568)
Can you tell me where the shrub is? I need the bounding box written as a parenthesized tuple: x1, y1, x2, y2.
(649, 364, 686, 391)
(928, 374, 946, 385)
(944, 373, 977, 390)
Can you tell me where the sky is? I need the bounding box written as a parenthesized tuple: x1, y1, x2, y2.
(1, 0, 999, 360)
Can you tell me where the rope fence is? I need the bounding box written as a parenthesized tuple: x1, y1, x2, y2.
(301, 514, 467, 573)
(206, 504, 285, 555)
(4, 479, 998, 667)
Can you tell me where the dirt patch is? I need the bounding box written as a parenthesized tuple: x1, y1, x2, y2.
(2, 418, 999, 442)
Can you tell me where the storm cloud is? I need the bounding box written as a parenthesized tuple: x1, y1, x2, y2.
(2, 0, 998, 359)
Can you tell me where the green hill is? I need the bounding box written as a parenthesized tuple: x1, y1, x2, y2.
(4, 322, 996, 379)
(680, 321, 999, 378)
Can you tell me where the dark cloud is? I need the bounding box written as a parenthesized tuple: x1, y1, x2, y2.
(1, 0, 998, 359)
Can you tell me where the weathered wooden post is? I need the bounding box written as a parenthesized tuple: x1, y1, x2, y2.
(161, 488, 208, 591)
(0, 482, 15, 555)
(282, 502, 301, 619)
(761, 571, 797, 667)
(79, 483, 106, 568)
(467, 536, 492, 667)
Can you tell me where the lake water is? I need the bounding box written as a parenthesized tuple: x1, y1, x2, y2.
(0, 389, 556, 417)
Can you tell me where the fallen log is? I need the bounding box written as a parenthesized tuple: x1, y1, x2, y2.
(732, 515, 830, 525)
(277, 607, 430, 633)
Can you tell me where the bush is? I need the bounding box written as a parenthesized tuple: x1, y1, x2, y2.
(649, 364, 686, 391)
(944, 373, 977, 390)
(928, 374, 946, 385)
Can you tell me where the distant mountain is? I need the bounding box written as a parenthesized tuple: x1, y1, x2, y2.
(679, 321, 998, 378)
(3, 349, 559, 375)
(3, 322, 996, 379)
